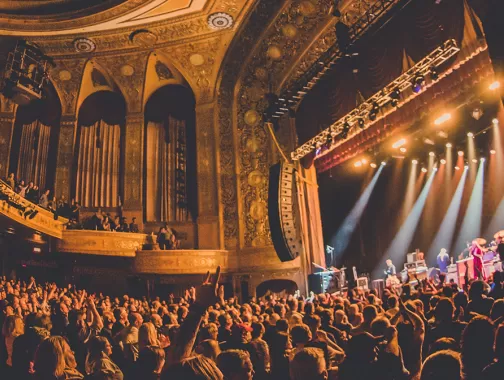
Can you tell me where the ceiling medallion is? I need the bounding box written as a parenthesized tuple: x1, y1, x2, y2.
(73, 38, 96, 53)
(189, 54, 205, 66)
(207, 12, 234, 30)
(129, 29, 158, 47)
(120, 65, 135, 77)
(58, 70, 72, 81)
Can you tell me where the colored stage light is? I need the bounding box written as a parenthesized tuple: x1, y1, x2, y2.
(446, 143, 452, 148)
(400, 147, 407, 153)
(381, 161, 387, 166)
(370, 163, 377, 168)
(354, 161, 363, 167)
(491, 150, 496, 155)
(455, 166, 460, 170)
(429, 152, 435, 157)
(458, 151, 464, 156)
(434, 113, 452, 126)
(472, 159, 478, 163)
(440, 159, 446, 165)
(467, 132, 474, 137)
(392, 138, 407, 149)
(361, 158, 368, 164)
(492, 118, 499, 125)
(481, 157, 486, 162)
(421, 168, 427, 173)
(489, 81, 501, 91)
(412, 159, 418, 164)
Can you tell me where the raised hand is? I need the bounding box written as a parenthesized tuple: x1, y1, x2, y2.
(194, 267, 221, 309)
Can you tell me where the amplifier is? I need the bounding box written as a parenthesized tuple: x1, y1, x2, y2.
(308, 272, 337, 294)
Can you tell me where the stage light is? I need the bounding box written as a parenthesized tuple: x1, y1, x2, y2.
(433, 167, 438, 172)
(390, 87, 400, 107)
(472, 158, 478, 163)
(434, 113, 452, 126)
(492, 118, 499, 125)
(481, 157, 486, 162)
(357, 118, 365, 129)
(455, 166, 460, 170)
(446, 142, 452, 148)
(491, 149, 496, 155)
(458, 151, 464, 156)
(392, 138, 407, 149)
(354, 161, 362, 167)
(369, 102, 379, 121)
(467, 132, 474, 138)
(400, 147, 407, 153)
(440, 159, 446, 165)
(489, 81, 500, 91)
(412, 159, 418, 164)
(381, 161, 387, 166)
(430, 66, 439, 80)
(412, 73, 425, 93)
(421, 167, 428, 173)
(370, 162, 377, 168)
(361, 158, 368, 164)
(429, 152, 436, 157)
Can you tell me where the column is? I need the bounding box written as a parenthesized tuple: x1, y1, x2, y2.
(195, 103, 220, 249)
(0, 114, 15, 178)
(122, 113, 143, 225)
(54, 115, 77, 200)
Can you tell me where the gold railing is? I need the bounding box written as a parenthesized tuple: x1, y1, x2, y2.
(0, 180, 68, 238)
(56, 230, 148, 257)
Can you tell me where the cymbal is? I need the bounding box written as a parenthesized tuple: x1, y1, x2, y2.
(472, 238, 487, 245)
(494, 230, 504, 239)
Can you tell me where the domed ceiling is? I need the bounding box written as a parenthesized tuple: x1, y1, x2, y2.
(0, 0, 126, 16)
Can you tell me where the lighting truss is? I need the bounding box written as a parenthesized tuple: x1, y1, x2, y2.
(269, 0, 405, 120)
(291, 39, 460, 161)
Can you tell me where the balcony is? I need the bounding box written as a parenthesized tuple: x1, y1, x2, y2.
(0, 180, 67, 238)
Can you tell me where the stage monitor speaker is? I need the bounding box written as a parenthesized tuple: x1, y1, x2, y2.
(268, 162, 304, 262)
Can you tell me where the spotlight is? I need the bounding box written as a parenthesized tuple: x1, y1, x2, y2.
(369, 102, 379, 121)
(446, 143, 452, 148)
(455, 166, 460, 170)
(381, 161, 387, 166)
(390, 87, 400, 107)
(490, 149, 496, 155)
(354, 161, 362, 168)
(467, 132, 474, 138)
(370, 162, 377, 168)
(464, 165, 469, 169)
(492, 118, 499, 125)
(429, 152, 436, 157)
(400, 147, 407, 153)
(458, 151, 464, 156)
(392, 138, 407, 149)
(472, 159, 478, 163)
(343, 120, 351, 132)
(412, 73, 425, 93)
(412, 159, 418, 164)
(489, 81, 500, 91)
(421, 167, 428, 173)
(357, 118, 365, 129)
(481, 157, 486, 162)
(433, 167, 438, 172)
(440, 159, 446, 165)
(430, 66, 439, 80)
(434, 113, 452, 126)
(361, 158, 368, 164)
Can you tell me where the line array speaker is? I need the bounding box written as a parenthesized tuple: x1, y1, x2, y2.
(268, 162, 304, 262)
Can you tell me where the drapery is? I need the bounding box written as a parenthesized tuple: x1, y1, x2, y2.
(75, 120, 120, 207)
(16, 120, 51, 190)
(145, 116, 188, 222)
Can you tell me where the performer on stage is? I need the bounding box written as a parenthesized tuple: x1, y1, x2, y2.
(384, 259, 396, 278)
(437, 248, 450, 274)
(495, 231, 504, 262)
(470, 238, 486, 280)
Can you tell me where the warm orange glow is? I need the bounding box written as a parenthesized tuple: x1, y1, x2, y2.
(491, 150, 496, 155)
(392, 138, 407, 149)
(421, 168, 427, 173)
(412, 159, 418, 164)
(400, 147, 407, 153)
(370, 163, 377, 168)
(467, 132, 474, 137)
(489, 81, 501, 91)
(361, 158, 368, 164)
(440, 159, 446, 165)
(434, 113, 452, 126)
(455, 166, 460, 170)
(446, 143, 452, 148)
(429, 152, 435, 157)
(458, 151, 464, 156)
(354, 161, 363, 168)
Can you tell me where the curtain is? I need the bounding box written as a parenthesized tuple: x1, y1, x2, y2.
(75, 120, 120, 207)
(146, 116, 188, 222)
(16, 120, 51, 190)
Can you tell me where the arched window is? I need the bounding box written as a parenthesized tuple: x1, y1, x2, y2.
(73, 91, 125, 208)
(9, 84, 61, 191)
(144, 85, 196, 222)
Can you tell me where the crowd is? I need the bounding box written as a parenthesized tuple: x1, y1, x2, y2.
(0, 266, 503, 380)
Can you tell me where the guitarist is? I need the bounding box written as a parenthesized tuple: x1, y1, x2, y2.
(470, 239, 486, 280)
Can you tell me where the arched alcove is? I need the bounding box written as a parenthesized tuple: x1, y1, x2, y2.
(72, 90, 126, 208)
(143, 85, 197, 223)
(256, 279, 298, 298)
(9, 82, 61, 191)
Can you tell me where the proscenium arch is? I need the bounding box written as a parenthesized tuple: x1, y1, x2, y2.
(72, 90, 127, 208)
(143, 84, 197, 223)
(9, 81, 62, 191)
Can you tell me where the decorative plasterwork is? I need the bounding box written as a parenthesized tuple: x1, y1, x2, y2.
(50, 59, 87, 115)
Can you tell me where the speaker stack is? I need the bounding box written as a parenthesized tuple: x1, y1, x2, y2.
(268, 162, 304, 262)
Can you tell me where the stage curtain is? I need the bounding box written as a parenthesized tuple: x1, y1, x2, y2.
(145, 116, 188, 222)
(75, 120, 120, 208)
(16, 120, 51, 190)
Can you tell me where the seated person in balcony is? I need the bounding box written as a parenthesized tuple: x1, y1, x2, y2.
(157, 227, 168, 249)
(87, 208, 104, 230)
(163, 225, 177, 249)
(24, 181, 34, 201)
(70, 200, 81, 222)
(29, 185, 40, 204)
(113, 216, 121, 232)
(118, 217, 129, 232)
(6, 172, 15, 189)
(129, 217, 139, 233)
(38, 189, 50, 209)
(102, 216, 112, 231)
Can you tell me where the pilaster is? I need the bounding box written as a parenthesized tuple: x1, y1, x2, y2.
(54, 115, 77, 200)
(0, 114, 15, 178)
